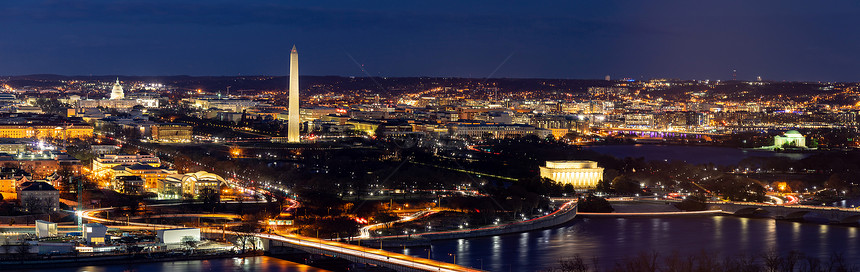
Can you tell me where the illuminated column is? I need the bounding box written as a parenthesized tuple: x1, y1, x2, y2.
(288, 45, 300, 142)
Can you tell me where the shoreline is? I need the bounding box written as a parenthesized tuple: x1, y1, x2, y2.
(359, 201, 578, 247)
(0, 251, 264, 270)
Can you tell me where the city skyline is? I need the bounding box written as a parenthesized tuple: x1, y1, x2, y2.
(2, 1, 860, 81)
(4, 2, 860, 271)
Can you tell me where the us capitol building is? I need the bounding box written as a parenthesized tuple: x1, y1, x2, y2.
(539, 160, 604, 190)
(76, 79, 159, 110)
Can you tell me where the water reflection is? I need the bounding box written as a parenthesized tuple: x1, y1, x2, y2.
(393, 215, 860, 271)
(8, 256, 327, 272)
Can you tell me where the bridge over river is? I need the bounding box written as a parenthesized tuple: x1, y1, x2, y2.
(710, 202, 860, 223)
(80, 207, 483, 272)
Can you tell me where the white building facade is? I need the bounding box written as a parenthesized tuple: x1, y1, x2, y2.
(539, 160, 604, 190)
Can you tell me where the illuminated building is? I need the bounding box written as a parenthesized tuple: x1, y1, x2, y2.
(78, 86, 161, 110)
(774, 130, 806, 148)
(92, 154, 161, 178)
(187, 98, 260, 112)
(447, 122, 551, 139)
(0, 168, 30, 200)
(0, 151, 81, 179)
(160, 171, 225, 199)
(346, 119, 382, 135)
(288, 45, 300, 142)
(110, 78, 124, 100)
(151, 123, 192, 143)
(90, 145, 119, 155)
(0, 125, 93, 140)
(111, 163, 176, 192)
(83, 223, 107, 244)
(0, 140, 27, 154)
(539, 161, 604, 190)
(112, 175, 145, 195)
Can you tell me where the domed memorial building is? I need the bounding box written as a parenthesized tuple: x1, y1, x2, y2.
(774, 130, 806, 148)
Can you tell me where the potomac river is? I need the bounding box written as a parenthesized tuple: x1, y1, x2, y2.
(392, 210, 860, 271)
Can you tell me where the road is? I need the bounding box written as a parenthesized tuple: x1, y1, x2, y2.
(356, 210, 437, 238)
(79, 206, 482, 272)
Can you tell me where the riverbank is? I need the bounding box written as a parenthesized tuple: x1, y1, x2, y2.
(360, 201, 577, 247)
(577, 202, 726, 217)
(7, 255, 329, 272)
(389, 212, 860, 271)
(0, 251, 263, 270)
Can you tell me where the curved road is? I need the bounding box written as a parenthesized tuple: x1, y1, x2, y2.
(79, 205, 480, 272)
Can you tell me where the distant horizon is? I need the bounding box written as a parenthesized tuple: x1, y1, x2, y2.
(1, 73, 849, 83)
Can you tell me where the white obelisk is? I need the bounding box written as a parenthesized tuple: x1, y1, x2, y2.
(287, 45, 300, 142)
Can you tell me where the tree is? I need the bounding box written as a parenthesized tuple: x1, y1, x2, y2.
(33, 98, 68, 115)
(22, 197, 47, 214)
(372, 211, 398, 227)
(562, 132, 580, 142)
(611, 175, 641, 195)
(577, 194, 614, 213)
(598, 169, 620, 193)
(199, 188, 220, 207)
(808, 138, 819, 148)
(56, 165, 75, 193)
(675, 194, 708, 211)
(181, 236, 198, 253)
(824, 174, 849, 192)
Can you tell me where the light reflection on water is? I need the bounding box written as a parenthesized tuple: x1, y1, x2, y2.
(9, 256, 328, 272)
(9, 216, 860, 272)
(391, 215, 860, 272)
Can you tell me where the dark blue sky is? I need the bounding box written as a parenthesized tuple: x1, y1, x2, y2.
(1, 1, 859, 81)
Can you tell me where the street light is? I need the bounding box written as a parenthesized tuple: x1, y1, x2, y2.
(448, 253, 456, 264)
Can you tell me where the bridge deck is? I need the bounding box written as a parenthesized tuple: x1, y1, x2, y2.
(80, 207, 483, 272)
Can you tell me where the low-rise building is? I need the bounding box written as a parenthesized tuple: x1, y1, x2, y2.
(92, 153, 160, 178)
(35, 220, 58, 238)
(447, 122, 551, 139)
(774, 130, 806, 148)
(0, 139, 27, 154)
(18, 181, 59, 213)
(0, 113, 92, 140)
(112, 175, 145, 195)
(157, 228, 200, 244)
(83, 223, 107, 244)
(151, 123, 192, 143)
(0, 151, 81, 179)
(539, 161, 604, 191)
(160, 171, 225, 199)
(90, 145, 120, 155)
(111, 163, 176, 191)
(0, 167, 30, 199)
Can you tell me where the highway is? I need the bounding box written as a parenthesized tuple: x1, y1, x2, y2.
(79, 207, 482, 271)
(364, 200, 576, 240)
(357, 210, 437, 238)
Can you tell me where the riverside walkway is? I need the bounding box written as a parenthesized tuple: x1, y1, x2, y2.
(80, 207, 483, 272)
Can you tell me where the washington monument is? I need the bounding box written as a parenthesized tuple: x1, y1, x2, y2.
(288, 45, 300, 142)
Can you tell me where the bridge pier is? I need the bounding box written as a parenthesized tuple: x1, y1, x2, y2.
(709, 203, 860, 224)
(264, 238, 475, 272)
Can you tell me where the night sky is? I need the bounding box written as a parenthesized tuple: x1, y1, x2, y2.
(2, 1, 859, 81)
